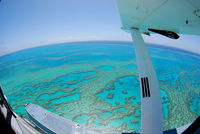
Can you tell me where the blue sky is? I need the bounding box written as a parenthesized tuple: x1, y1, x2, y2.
(0, 0, 200, 56)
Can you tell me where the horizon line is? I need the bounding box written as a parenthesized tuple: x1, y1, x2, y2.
(1, 40, 200, 58)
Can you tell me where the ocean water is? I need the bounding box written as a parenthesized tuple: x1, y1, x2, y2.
(0, 41, 199, 132)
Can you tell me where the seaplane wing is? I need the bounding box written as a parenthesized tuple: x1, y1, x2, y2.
(116, 0, 200, 134)
(116, 0, 200, 38)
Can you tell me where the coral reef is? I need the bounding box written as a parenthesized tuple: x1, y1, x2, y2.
(0, 42, 199, 132)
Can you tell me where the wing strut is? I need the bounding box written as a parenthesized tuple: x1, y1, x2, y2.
(130, 28, 163, 134)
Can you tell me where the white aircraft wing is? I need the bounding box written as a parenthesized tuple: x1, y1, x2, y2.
(115, 0, 200, 134)
(116, 0, 200, 36)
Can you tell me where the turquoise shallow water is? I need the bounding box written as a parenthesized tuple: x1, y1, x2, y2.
(96, 76, 140, 106)
(0, 41, 200, 132)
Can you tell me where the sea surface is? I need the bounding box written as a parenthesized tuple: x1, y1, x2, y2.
(0, 41, 199, 132)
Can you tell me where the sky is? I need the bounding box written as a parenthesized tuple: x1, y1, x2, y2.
(0, 0, 200, 56)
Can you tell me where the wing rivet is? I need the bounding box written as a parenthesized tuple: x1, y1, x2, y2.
(186, 20, 188, 24)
